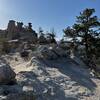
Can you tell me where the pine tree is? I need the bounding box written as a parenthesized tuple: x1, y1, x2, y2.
(64, 8, 100, 60)
(73, 8, 100, 59)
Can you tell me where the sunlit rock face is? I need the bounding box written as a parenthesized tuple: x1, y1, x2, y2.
(7, 20, 16, 39)
(6, 20, 38, 43)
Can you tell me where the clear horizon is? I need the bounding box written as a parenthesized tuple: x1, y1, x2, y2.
(0, 0, 100, 39)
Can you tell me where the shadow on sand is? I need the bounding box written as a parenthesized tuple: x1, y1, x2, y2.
(38, 57, 97, 91)
(17, 57, 97, 100)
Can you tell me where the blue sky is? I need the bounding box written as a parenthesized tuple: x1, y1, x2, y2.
(0, 0, 100, 39)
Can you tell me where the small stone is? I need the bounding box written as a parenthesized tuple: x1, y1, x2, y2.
(23, 85, 34, 92)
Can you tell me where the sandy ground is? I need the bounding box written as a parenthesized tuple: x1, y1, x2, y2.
(3, 53, 100, 100)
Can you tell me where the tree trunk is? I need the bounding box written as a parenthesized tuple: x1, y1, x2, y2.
(84, 30, 90, 60)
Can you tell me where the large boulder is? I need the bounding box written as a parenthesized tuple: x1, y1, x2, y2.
(39, 46, 58, 60)
(51, 46, 67, 57)
(0, 63, 16, 85)
(35, 45, 68, 60)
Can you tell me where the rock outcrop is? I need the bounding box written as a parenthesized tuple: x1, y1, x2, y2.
(36, 45, 67, 60)
(0, 60, 36, 100)
(39, 46, 58, 60)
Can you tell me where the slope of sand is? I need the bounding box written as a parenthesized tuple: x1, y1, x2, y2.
(4, 53, 100, 100)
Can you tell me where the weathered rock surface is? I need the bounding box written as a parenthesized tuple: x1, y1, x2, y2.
(0, 76, 36, 100)
(6, 92, 36, 100)
(36, 45, 67, 60)
(0, 90, 35, 100)
(37, 46, 58, 60)
(51, 46, 67, 57)
(14, 56, 100, 100)
(0, 63, 16, 85)
(1, 51, 100, 100)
